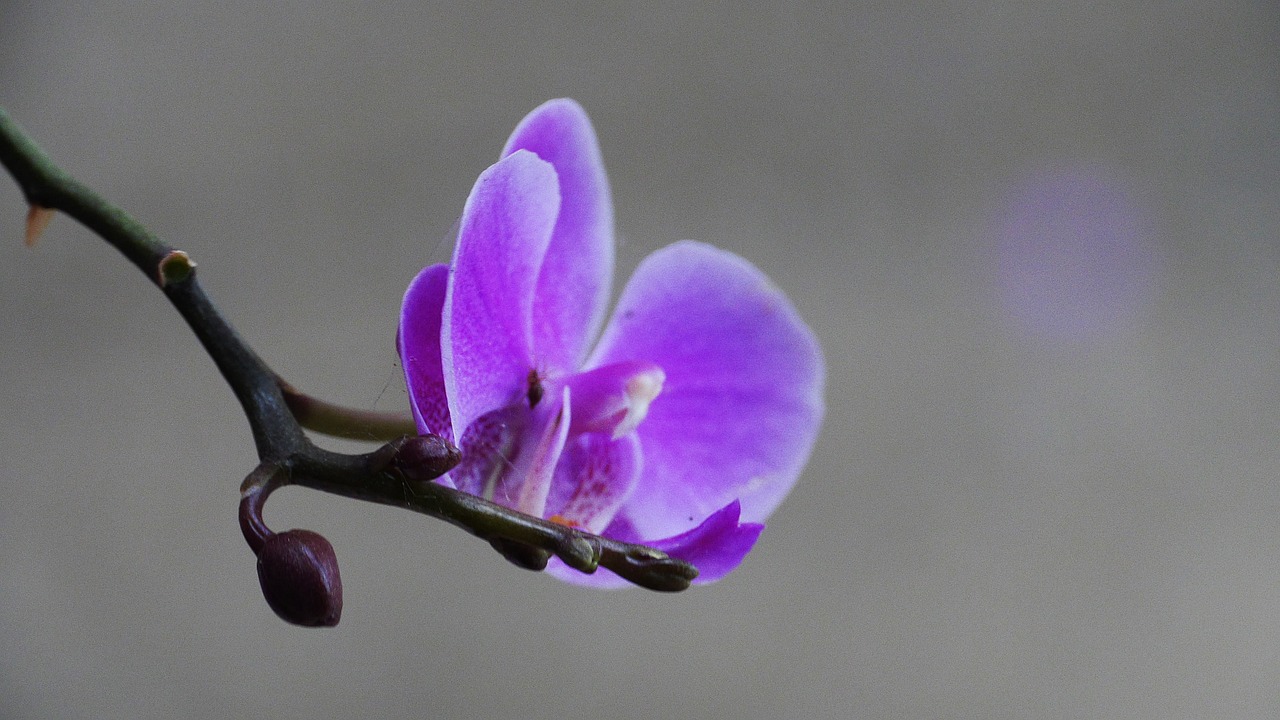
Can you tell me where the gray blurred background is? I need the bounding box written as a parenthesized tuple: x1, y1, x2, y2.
(1, 2, 1277, 718)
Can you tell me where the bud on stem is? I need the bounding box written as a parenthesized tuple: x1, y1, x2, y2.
(256, 529, 343, 628)
(239, 466, 343, 627)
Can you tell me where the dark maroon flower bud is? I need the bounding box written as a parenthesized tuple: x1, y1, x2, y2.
(256, 529, 343, 627)
(389, 433, 461, 482)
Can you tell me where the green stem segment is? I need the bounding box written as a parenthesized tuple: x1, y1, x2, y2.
(277, 376, 418, 442)
(0, 107, 697, 593)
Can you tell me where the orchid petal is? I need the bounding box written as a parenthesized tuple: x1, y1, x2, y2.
(449, 403, 526, 498)
(558, 360, 665, 439)
(507, 387, 572, 518)
(502, 99, 614, 372)
(545, 500, 762, 587)
(649, 501, 763, 585)
(448, 389, 570, 514)
(442, 150, 561, 437)
(397, 263, 453, 442)
(588, 241, 825, 539)
(543, 432, 642, 534)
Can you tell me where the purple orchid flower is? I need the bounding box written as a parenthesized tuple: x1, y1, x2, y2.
(398, 99, 824, 587)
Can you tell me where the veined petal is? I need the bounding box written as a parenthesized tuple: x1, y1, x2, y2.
(508, 387, 572, 518)
(544, 432, 642, 534)
(502, 99, 615, 372)
(443, 150, 561, 437)
(447, 389, 570, 516)
(588, 241, 825, 540)
(398, 263, 452, 442)
(449, 403, 527, 498)
(544, 500, 762, 588)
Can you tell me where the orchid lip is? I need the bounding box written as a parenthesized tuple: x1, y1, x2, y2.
(614, 368, 664, 439)
(557, 360, 665, 440)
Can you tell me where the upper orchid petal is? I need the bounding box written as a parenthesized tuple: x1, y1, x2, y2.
(442, 150, 561, 437)
(502, 99, 615, 373)
(398, 263, 452, 442)
(588, 241, 825, 540)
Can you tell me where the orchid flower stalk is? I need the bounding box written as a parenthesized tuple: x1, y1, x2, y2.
(0, 98, 822, 626)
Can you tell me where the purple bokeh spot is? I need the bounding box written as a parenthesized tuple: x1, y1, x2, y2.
(995, 166, 1159, 341)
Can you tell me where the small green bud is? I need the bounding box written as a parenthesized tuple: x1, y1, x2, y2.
(157, 249, 195, 287)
